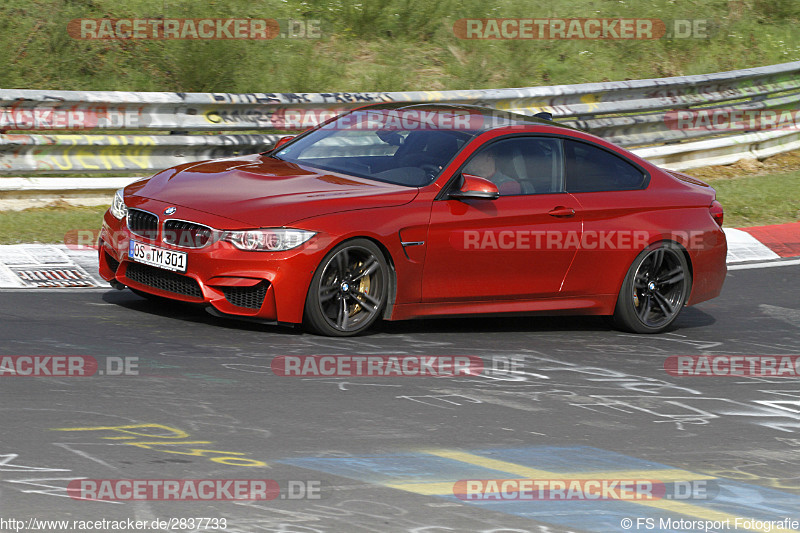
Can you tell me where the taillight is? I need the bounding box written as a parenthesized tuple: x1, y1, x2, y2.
(710, 200, 724, 227)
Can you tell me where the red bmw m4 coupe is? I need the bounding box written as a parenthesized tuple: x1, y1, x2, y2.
(98, 104, 726, 336)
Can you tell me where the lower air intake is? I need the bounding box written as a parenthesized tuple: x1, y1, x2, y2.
(125, 262, 202, 298)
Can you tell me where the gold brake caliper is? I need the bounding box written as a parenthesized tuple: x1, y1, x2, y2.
(350, 260, 371, 316)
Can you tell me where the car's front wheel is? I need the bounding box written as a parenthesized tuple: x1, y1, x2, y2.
(304, 239, 389, 337)
(612, 242, 691, 333)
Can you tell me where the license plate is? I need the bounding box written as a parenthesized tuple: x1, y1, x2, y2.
(128, 240, 187, 273)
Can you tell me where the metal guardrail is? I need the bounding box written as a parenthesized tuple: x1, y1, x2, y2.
(1, 60, 800, 201)
(0, 134, 281, 174)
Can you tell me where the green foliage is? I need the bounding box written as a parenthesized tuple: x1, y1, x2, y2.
(0, 0, 798, 92)
(0, 205, 108, 244)
(710, 171, 800, 227)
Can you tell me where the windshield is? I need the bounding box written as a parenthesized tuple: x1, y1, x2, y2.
(273, 109, 480, 186)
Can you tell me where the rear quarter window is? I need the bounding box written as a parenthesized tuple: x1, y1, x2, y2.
(564, 139, 647, 193)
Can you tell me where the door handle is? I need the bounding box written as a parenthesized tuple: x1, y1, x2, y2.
(548, 206, 576, 217)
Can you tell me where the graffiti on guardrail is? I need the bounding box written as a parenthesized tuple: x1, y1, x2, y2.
(0, 134, 280, 173)
(0, 105, 150, 130)
(0, 61, 799, 178)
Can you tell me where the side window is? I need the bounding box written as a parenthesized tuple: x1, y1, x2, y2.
(461, 137, 564, 196)
(564, 140, 647, 193)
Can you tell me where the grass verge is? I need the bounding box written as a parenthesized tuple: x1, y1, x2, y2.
(708, 170, 800, 228)
(0, 205, 108, 245)
(1, 0, 799, 93)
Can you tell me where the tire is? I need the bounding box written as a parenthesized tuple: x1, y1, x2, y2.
(612, 242, 692, 334)
(303, 239, 389, 337)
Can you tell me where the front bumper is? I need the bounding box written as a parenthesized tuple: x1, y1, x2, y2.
(98, 207, 324, 324)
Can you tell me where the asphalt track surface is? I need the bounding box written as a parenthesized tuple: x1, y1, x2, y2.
(1, 263, 799, 533)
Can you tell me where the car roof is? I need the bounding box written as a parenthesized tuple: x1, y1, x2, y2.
(352, 102, 581, 133)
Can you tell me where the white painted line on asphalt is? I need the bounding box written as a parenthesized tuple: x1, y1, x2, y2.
(0, 244, 101, 288)
(727, 258, 800, 270)
(0, 287, 109, 292)
(0, 263, 26, 287)
(723, 227, 781, 263)
(759, 304, 800, 327)
(0, 177, 138, 191)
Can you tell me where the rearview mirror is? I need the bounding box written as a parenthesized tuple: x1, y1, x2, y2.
(449, 174, 500, 200)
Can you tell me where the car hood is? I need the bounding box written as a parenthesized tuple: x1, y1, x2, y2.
(127, 155, 419, 227)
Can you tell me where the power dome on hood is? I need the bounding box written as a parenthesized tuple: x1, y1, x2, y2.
(127, 156, 419, 226)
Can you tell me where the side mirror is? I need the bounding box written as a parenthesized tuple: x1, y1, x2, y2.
(448, 174, 500, 200)
(272, 136, 296, 151)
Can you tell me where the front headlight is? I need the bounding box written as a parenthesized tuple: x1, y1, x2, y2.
(110, 188, 128, 220)
(222, 228, 316, 251)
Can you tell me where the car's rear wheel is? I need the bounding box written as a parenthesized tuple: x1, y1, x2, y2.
(612, 242, 691, 333)
(304, 239, 389, 337)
